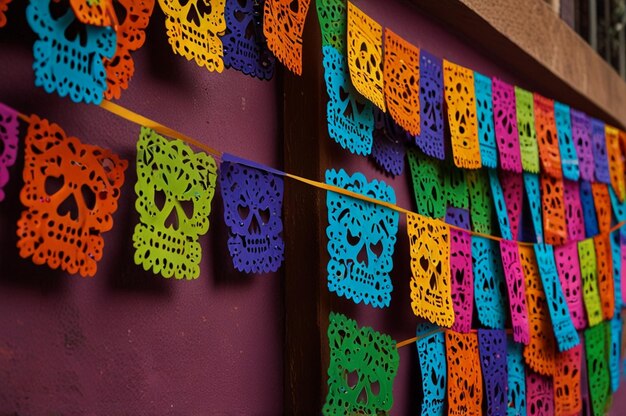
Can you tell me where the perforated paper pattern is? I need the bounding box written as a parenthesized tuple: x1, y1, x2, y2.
(383, 28, 420, 135)
(18, 115, 127, 277)
(69, 0, 113, 26)
(507, 339, 527, 416)
(447, 208, 473, 333)
(489, 169, 513, 240)
(592, 182, 611, 234)
(326, 169, 398, 308)
(478, 329, 508, 416)
(606, 125, 626, 201)
(534, 94, 562, 179)
(492, 78, 522, 173)
(554, 242, 587, 330)
(371, 109, 406, 176)
(515, 86, 540, 173)
(263, 0, 309, 75)
(609, 317, 622, 393)
(621, 230, 626, 306)
(316, 0, 345, 51)
(540, 174, 566, 245)
(571, 109, 594, 181)
(500, 171, 523, 241)
(446, 331, 483, 416)
(519, 245, 556, 376)
(578, 238, 603, 326)
(443, 165, 469, 210)
(591, 118, 610, 184)
(580, 180, 599, 237)
(0, 102, 19, 202)
(501, 240, 530, 344)
(585, 323, 610, 416)
(407, 148, 445, 219)
(416, 323, 446, 416)
(324, 312, 399, 415)
(159, 0, 226, 72)
(473, 236, 507, 329)
(466, 169, 493, 235)
(610, 186, 626, 222)
(0, 0, 12, 27)
(443, 60, 481, 169)
(474, 72, 498, 168)
(347, 2, 384, 110)
(563, 179, 585, 241)
(322, 46, 374, 155)
(554, 101, 580, 181)
(610, 231, 622, 315)
(133, 128, 217, 279)
(594, 235, 614, 320)
(524, 172, 543, 243)
(408, 213, 454, 327)
(554, 343, 583, 416)
(526, 370, 554, 416)
(415, 50, 445, 160)
(27, 0, 117, 104)
(534, 244, 579, 352)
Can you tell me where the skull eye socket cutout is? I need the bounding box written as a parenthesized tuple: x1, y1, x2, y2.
(26, 0, 117, 104)
(17, 115, 127, 277)
(0, 102, 19, 202)
(554, 343, 583, 415)
(415, 50, 445, 160)
(323, 312, 399, 415)
(221, 0, 275, 80)
(526, 370, 555, 416)
(325, 169, 399, 308)
(133, 127, 217, 279)
(220, 161, 284, 273)
(158, 0, 227, 72)
(263, 0, 310, 75)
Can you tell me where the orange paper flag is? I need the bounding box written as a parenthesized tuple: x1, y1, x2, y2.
(263, 0, 311, 75)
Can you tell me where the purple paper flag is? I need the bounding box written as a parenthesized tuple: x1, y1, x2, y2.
(416, 50, 445, 160)
(0, 102, 19, 201)
(478, 329, 508, 416)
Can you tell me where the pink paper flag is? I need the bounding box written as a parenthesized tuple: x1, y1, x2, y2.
(450, 228, 474, 333)
(554, 242, 587, 330)
(492, 78, 522, 173)
(500, 240, 530, 344)
(563, 179, 585, 242)
(500, 171, 524, 240)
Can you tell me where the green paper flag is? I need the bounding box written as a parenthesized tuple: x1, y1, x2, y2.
(407, 148, 446, 219)
(515, 86, 540, 173)
(578, 239, 604, 327)
(585, 323, 610, 416)
(466, 169, 494, 234)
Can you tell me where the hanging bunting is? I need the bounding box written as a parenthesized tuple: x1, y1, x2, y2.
(443, 60, 481, 169)
(526, 370, 555, 415)
(69, 0, 114, 26)
(316, 0, 346, 51)
(610, 231, 623, 315)
(407, 148, 445, 219)
(594, 235, 615, 320)
(609, 317, 622, 393)
(563, 179, 585, 241)
(220, 158, 284, 273)
(488, 168, 513, 239)
(323, 312, 399, 415)
(501, 240, 530, 345)
(222, 0, 275, 80)
(133, 127, 217, 279)
(570, 109, 595, 181)
(534, 94, 563, 179)
(446, 208, 473, 333)
(605, 125, 625, 201)
(0, 0, 12, 27)
(478, 329, 508, 416)
(325, 169, 399, 308)
(540, 173, 567, 245)
(371, 109, 406, 176)
(17, 115, 127, 277)
(474, 72, 498, 168)
(445, 331, 483, 416)
(0, 102, 19, 202)
(553, 101, 580, 181)
(554, 342, 583, 416)
(515, 86, 540, 173)
(591, 117, 611, 184)
(580, 180, 599, 237)
(408, 213, 454, 327)
(322, 46, 374, 155)
(415, 323, 447, 416)
(104, 0, 155, 100)
(519, 245, 557, 375)
(383, 28, 420, 135)
(158, 0, 226, 72)
(554, 243, 587, 330)
(507, 339, 527, 416)
(578, 238, 604, 326)
(534, 244, 579, 352)
(347, 1, 385, 110)
(466, 169, 494, 235)
(473, 236, 508, 329)
(263, 0, 309, 75)
(26, 0, 117, 104)
(523, 172, 544, 243)
(415, 50, 445, 160)
(492, 78, 522, 173)
(585, 322, 610, 416)
(592, 182, 611, 234)
(499, 171, 524, 240)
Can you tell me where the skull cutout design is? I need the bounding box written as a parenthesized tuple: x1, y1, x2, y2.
(585, 323, 610, 416)
(534, 94, 563, 178)
(445, 331, 483, 416)
(0, 0, 13, 27)
(222, 0, 275, 80)
(27, 0, 117, 104)
(415, 323, 446, 416)
(472, 236, 507, 329)
(17, 115, 127, 277)
(447, 208, 473, 333)
(133, 128, 217, 279)
(322, 46, 374, 156)
(477, 329, 508, 416)
(563, 179, 584, 241)
(474, 71, 498, 168)
(554, 344, 582, 416)
(500, 240, 530, 345)
(416, 50, 445, 160)
(263, 0, 310, 75)
(515, 86, 540, 173)
(554, 242, 587, 330)
(0, 102, 20, 202)
(323, 312, 399, 415)
(578, 238, 603, 326)
(220, 160, 284, 273)
(70, 0, 114, 26)
(325, 169, 399, 308)
(526, 370, 554, 416)
(540, 173, 567, 245)
(158, 0, 226, 72)
(316, 0, 346, 51)
(104, 0, 155, 100)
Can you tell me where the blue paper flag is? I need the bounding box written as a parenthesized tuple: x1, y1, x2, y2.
(488, 169, 513, 239)
(580, 181, 599, 237)
(478, 329, 508, 416)
(611, 232, 623, 315)
(416, 323, 446, 416)
(473, 236, 508, 329)
(554, 102, 580, 181)
(523, 172, 543, 244)
(507, 338, 527, 416)
(591, 118, 611, 184)
(474, 72, 498, 168)
(610, 317, 623, 393)
(415, 50, 445, 160)
(610, 186, 626, 222)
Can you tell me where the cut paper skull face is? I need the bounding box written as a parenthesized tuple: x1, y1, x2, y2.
(158, 0, 226, 71)
(322, 46, 374, 155)
(222, 0, 275, 80)
(17, 115, 127, 277)
(133, 127, 217, 279)
(323, 312, 399, 415)
(27, 0, 117, 104)
(220, 161, 284, 273)
(474, 71, 498, 168)
(104, 0, 155, 100)
(416, 50, 445, 160)
(415, 323, 446, 416)
(515, 86, 540, 173)
(0, 0, 13, 27)
(325, 169, 399, 308)
(0, 102, 19, 201)
(263, 0, 310, 75)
